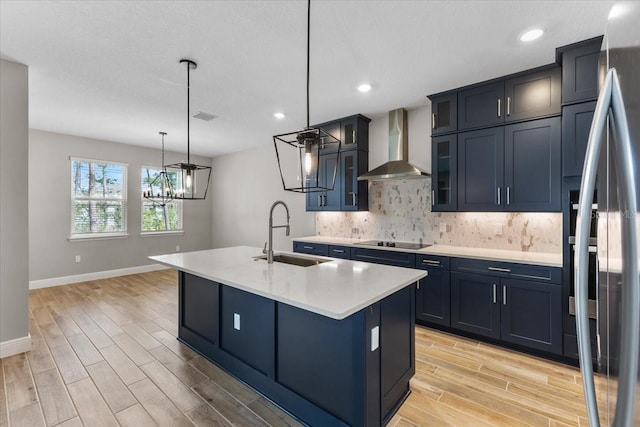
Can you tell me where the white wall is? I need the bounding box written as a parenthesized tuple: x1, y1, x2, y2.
(0, 59, 30, 354)
(210, 144, 315, 251)
(29, 130, 213, 282)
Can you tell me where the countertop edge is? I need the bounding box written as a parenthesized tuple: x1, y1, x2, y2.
(292, 236, 563, 267)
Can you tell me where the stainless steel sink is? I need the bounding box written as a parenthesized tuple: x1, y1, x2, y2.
(253, 254, 329, 267)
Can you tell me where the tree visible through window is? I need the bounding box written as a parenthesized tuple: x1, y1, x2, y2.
(141, 167, 182, 232)
(71, 158, 127, 235)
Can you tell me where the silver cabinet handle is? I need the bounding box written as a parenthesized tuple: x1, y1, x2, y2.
(318, 195, 322, 207)
(575, 68, 640, 427)
(503, 285, 507, 305)
(507, 96, 511, 116)
(497, 98, 502, 118)
(332, 249, 345, 253)
(352, 130, 356, 144)
(303, 245, 313, 250)
(492, 284, 497, 304)
(432, 113, 436, 129)
(323, 194, 327, 206)
(506, 186, 510, 205)
(488, 266, 511, 273)
(352, 192, 356, 207)
(417, 282, 420, 290)
(421, 259, 441, 266)
(497, 187, 501, 205)
(431, 190, 435, 206)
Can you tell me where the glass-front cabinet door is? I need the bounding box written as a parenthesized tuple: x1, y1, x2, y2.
(431, 134, 457, 211)
(341, 150, 358, 210)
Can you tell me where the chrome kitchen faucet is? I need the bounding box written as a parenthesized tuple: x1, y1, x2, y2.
(264, 200, 290, 263)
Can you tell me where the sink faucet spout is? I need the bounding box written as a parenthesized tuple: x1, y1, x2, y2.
(267, 201, 291, 263)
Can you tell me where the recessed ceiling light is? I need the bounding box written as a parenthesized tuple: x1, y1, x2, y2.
(357, 83, 372, 93)
(608, 3, 628, 20)
(520, 28, 544, 42)
(273, 112, 285, 119)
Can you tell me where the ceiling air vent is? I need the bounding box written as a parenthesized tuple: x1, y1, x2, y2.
(193, 111, 217, 121)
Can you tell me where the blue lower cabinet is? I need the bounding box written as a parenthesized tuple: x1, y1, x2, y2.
(415, 255, 450, 327)
(500, 278, 562, 354)
(293, 241, 329, 256)
(328, 245, 351, 259)
(451, 272, 501, 339)
(350, 247, 416, 268)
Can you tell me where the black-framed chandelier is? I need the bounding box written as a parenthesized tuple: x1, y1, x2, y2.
(165, 59, 212, 200)
(143, 131, 175, 206)
(273, 0, 341, 193)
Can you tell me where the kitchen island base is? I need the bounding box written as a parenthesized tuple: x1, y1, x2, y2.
(178, 271, 415, 426)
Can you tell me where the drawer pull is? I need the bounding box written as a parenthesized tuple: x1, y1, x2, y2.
(503, 285, 507, 305)
(492, 284, 497, 303)
(303, 246, 314, 250)
(332, 249, 345, 253)
(488, 266, 511, 273)
(421, 259, 441, 266)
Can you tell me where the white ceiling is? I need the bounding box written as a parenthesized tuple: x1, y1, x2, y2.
(0, 1, 614, 158)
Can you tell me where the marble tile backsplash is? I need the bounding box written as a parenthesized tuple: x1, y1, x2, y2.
(316, 179, 562, 253)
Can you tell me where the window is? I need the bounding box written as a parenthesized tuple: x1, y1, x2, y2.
(70, 157, 127, 238)
(141, 166, 183, 233)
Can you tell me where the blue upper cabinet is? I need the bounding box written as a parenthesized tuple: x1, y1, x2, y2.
(428, 92, 457, 136)
(431, 134, 458, 211)
(558, 36, 603, 105)
(457, 65, 561, 131)
(306, 114, 370, 212)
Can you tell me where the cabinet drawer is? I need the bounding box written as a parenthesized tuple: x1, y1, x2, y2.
(293, 241, 329, 256)
(451, 258, 560, 283)
(328, 245, 350, 259)
(415, 254, 450, 270)
(351, 247, 415, 268)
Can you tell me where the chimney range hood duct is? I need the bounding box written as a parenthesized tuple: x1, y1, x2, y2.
(357, 108, 430, 181)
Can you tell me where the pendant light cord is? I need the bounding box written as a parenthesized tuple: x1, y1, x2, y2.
(186, 62, 191, 164)
(306, 0, 310, 129)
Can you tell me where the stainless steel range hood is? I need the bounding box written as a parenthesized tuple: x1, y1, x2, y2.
(358, 108, 430, 181)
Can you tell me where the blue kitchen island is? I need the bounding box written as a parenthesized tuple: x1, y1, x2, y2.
(150, 246, 427, 426)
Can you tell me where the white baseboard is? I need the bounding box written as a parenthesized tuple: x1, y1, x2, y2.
(0, 334, 32, 358)
(29, 264, 170, 290)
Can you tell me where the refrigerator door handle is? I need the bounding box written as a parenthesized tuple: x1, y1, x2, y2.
(576, 68, 640, 427)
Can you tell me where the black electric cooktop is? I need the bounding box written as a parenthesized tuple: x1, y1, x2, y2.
(355, 240, 431, 250)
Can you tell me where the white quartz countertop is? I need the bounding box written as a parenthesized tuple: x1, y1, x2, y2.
(149, 246, 427, 320)
(292, 236, 562, 267)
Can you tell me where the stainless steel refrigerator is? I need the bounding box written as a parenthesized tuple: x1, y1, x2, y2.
(575, 2, 640, 426)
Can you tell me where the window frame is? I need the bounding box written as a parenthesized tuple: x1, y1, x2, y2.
(140, 164, 184, 235)
(69, 156, 129, 241)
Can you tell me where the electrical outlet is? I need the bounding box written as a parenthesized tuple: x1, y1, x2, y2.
(439, 222, 447, 233)
(494, 223, 503, 236)
(75, 255, 81, 263)
(175, 245, 180, 252)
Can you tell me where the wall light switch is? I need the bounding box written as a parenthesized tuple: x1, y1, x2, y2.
(233, 313, 241, 331)
(75, 255, 81, 263)
(371, 326, 379, 352)
(439, 222, 447, 233)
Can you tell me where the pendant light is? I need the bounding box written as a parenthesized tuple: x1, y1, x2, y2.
(273, 0, 341, 193)
(143, 131, 175, 206)
(165, 59, 212, 200)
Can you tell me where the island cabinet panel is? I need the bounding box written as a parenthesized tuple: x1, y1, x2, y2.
(276, 302, 380, 427)
(380, 286, 415, 421)
(220, 286, 275, 377)
(178, 273, 219, 355)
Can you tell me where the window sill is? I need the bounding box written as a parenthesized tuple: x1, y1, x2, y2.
(68, 233, 129, 241)
(140, 230, 184, 237)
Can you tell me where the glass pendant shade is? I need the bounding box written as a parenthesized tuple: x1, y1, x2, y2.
(273, 0, 341, 193)
(165, 58, 212, 201)
(273, 127, 340, 192)
(144, 132, 175, 206)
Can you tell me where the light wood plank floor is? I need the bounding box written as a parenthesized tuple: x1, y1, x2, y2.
(1, 270, 609, 426)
